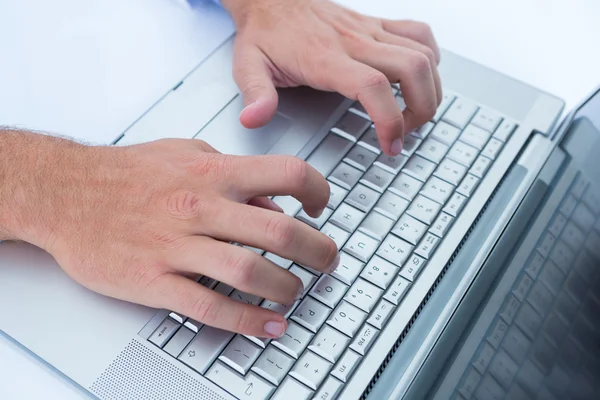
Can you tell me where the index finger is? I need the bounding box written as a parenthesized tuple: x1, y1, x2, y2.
(315, 56, 405, 156)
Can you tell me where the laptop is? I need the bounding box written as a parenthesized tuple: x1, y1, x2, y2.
(1, 30, 599, 399)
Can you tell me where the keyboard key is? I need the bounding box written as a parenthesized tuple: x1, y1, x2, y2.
(447, 140, 478, 167)
(383, 276, 411, 305)
(291, 297, 331, 333)
(320, 223, 350, 250)
(309, 274, 348, 308)
(360, 165, 394, 193)
(327, 183, 348, 210)
(377, 234, 414, 267)
(272, 195, 302, 216)
(183, 319, 202, 333)
(442, 97, 478, 129)
(433, 92, 456, 122)
(395, 94, 407, 110)
(456, 174, 480, 197)
(457, 368, 482, 399)
(289, 265, 319, 298)
(430, 121, 461, 146)
(501, 325, 531, 365)
(486, 318, 508, 349)
(314, 377, 344, 400)
(178, 326, 234, 374)
(429, 212, 454, 238)
(272, 322, 313, 360)
(547, 212, 567, 238)
(264, 252, 293, 270)
(481, 137, 503, 160)
(328, 162, 363, 190)
(411, 121, 435, 139)
(168, 311, 185, 324)
(296, 207, 333, 230)
(350, 324, 379, 355)
(561, 222, 585, 252)
(460, 124, 491, 150)
(342, 231, 379, 262)
(401, 135, 422, 157)
(389, 172, 424, 201)
(332, 112, 370, 142)
(403, 155, 436, 182)
(527, 281, 554, 317)
(472, 108, 502, 132)
(407, 194, 442, 225)
(219, 335, 262, 375)
(345, 184, 380, 212)
(331, 252, 363, 285)
(252, 345, 295, 386)
(361, 256, 398, 289)
(564, 270, 587, 305)
(163, 326, 195, 357)
(512, 272, 534, 302)
(420, 176, 454, 205)
(515, 360, 545, 396)
(416, 137, 449, 164)
(349, 101, 369, 119)
(327, 301, 368, 337)
(149, 317, 179, 348)
(498, 295, 520, 324)
(474, 374, 505, 400)
(443, 192, 468, 217)
(572, 202, 595, 233)
(308, 325, 349, 363)
(582, 185, 600, 214)
(206, 362, 275, 400)
(214, 282, 235, 296)
(469, 155, 492, 178)
(493, 120, 516, 142)
(357, 127, 381, 154)
(514, 302, 543, 340)
(374, 191, 410, 220)
(344, 144, 378, 171)
(358, 212, 394, 241)
(344, 278, 382, 312)
(290, 351, 333, 390)
(392, 214, 427, 245)
(261, 299, 299, 320)
(198, 275, 218, 290)
(472, 342, 496, 374)
(414, 233, 440, 259)
(330, 203, 365, 233)
(539, 260, 565, 295)
(570, 173, 590, 200)
(306, 133, 354, 176)
(400, 254, 427, 281)
(434, 158, 468, 186)
(375, 153, 408, 175)
(488, 350, 518, 389)
(271, 376, 313, 400)
(332, 349, 362, 382)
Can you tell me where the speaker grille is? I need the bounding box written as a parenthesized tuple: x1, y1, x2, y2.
(90, 339, 228, 400)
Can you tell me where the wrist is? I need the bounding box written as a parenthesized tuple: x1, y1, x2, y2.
(0, 130, 83, 250)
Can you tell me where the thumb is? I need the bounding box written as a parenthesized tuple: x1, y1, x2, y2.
(233, 46, 279, 129)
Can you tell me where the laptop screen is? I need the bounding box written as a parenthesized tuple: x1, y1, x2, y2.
(427, 89, 600, 400)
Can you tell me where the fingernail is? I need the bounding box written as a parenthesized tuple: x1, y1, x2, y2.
(391, 138, 404, 156)
(240, 101, 257, 117)
(264, 321, 285, 338)
(326, 252, 341, 274)
(267, 198, 284, 213)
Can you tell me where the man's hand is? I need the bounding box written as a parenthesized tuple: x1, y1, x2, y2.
(222, 0, 442, 156)
(0, 131, 339, 338)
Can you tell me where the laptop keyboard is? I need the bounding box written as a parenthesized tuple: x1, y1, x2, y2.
(145, 89, 518, 400)
(452, 174, 600, 400)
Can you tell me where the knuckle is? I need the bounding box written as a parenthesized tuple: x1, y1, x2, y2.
(191, 294, 219, 324)
(421, 47, 436, 66)
(227, 252, 258, 288)
(165, 189, 206, 220)
(412, 21, 435, 43)
(265, 215, 296, 250)
(283, 156, 310, 188)
(361, 71, 389, 91)
(407, 52, 431, 76)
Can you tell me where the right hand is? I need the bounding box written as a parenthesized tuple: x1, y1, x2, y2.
(15, 137, 339, 338)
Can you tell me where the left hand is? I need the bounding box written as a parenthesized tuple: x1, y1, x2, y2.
(222, 0, 442, 156)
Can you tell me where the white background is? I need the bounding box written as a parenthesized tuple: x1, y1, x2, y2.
(0, 0, 599, 398)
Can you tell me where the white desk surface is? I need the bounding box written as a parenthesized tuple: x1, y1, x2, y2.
(0, 0, 599, 398)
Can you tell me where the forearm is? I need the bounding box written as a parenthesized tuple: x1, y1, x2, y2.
(0, 130, 80, 246)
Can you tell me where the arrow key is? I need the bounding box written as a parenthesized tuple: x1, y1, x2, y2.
(206, 361, 275, 400)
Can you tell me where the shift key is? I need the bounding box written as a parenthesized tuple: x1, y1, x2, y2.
(178, 326, 234, 374)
